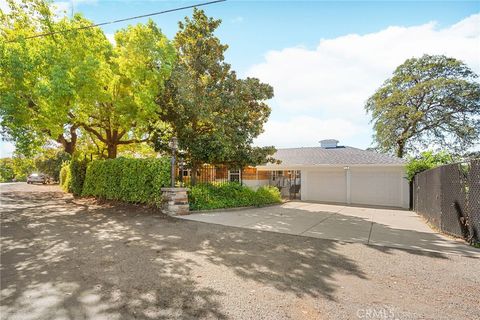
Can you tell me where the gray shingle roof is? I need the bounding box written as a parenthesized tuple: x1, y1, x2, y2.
(263, 146, 405, 167)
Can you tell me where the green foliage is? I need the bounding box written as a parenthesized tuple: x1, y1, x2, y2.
(82, 157, 170, 206)
(365, 54, 480, 158)
(1, 1, 110, 155)
(0, 158, 15, 182)
(2, 4, 273, 166)
(59, 162, 70, 191)
(34, 149, 71, 181)
(155, 9, 275, 178)
(58, 158, 87, 195)
(79, 20, 176, 159)
(11, 155, 35, 181)
(70, 158, 88, 196)
(406, 151, 455, 181)
(1, 1, 175, 158)
(59, 161, 71, 192)
(188, 183, 282, 211)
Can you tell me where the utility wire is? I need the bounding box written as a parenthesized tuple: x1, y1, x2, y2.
(7, 0, 226, 42)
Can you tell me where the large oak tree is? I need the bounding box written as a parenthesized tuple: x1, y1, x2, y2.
(366, 55, 480, 158)
(1, 0, 175, 158)
(78, 20, 175, 158)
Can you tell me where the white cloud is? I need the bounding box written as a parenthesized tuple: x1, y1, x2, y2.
(249, 14, 480, 148)
(254, 116, 365, 148)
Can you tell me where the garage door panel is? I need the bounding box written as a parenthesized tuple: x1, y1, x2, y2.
(305, 169, 346, 203)
(350, 167, 401, 207)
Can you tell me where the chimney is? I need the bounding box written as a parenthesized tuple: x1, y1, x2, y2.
(320, 139, 339, 149)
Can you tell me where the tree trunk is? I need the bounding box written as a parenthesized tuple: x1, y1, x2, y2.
(396, 141, 405, 158)
(107, 144, 117, 159)
(191, 162, 198, 186)
(57, 126, 78, 155)
(63, 140, 75, 155)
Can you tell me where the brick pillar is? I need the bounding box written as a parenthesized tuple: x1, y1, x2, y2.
(161, 187, 190, 216)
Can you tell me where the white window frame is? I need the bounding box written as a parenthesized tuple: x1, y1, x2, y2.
(228, 169, 241, 182)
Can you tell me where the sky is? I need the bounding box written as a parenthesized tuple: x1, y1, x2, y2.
(1, 0, 479, 157)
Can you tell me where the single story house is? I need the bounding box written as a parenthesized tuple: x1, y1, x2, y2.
(178, 139, 409, 209)
(254, 139, 409, 208)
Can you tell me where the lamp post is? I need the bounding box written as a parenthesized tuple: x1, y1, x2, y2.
(169, 137, 178, 188)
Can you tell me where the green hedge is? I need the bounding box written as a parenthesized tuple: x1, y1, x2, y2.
(188, 183, 282, 211)
(59, 162, 71, 192)
(82, 157, 170, 206)
(59, 159, 88, 196)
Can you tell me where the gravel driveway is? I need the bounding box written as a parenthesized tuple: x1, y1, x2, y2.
(1, 183, 479, 320)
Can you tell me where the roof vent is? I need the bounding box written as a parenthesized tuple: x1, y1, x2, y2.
(320, 139, 339, 149)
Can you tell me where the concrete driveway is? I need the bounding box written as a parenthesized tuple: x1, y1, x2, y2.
(178, 201, 479, 257)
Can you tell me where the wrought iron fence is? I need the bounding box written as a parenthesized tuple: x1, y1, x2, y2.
(175, 164, 240, 187)
(173, 164, 302, 200)
(413, 160, 480, 243)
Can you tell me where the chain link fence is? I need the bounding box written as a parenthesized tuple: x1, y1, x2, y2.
(413, 160, 479, 244)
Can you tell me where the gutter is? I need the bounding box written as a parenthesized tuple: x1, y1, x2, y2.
(255, 163, 406, 170)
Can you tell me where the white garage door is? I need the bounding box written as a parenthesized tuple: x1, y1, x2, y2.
(303, 168, 346, 203)
(350, 167, 402, 207)
(302, 167, 406, 208)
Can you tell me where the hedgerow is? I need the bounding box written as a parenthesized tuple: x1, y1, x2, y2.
(82, 157, 170, 206)
(59, 162, 71, 192)
(188, 183, 282, 211)
(59, 159, 88, 196)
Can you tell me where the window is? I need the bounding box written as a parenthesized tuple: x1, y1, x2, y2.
(271, 170, 284, 181)
(228, 169, 241, 182)
(178, 168, 191, 177)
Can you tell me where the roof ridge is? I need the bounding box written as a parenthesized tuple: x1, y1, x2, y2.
(276, 146, 355, 150)
(268, 145, 405, 165)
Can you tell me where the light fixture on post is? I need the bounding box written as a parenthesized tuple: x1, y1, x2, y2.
(169, 136, 178, 188)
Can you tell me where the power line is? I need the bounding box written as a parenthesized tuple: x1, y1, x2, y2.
(7, 0, 226, 42)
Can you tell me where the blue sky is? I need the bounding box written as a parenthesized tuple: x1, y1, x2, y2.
(1, 0, 479, 156)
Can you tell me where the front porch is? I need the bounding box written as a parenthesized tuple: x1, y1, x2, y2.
(174, 165, 301, 200)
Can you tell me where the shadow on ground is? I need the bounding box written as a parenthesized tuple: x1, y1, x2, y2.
(0, 187, 463, 319)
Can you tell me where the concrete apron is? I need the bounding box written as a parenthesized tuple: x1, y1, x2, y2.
(176, 201, 480, 258)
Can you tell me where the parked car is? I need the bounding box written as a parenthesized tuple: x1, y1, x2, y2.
(27, 173, 47, 184)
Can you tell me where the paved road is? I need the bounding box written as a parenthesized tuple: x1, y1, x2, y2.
(1, 183, 479, 320)
(179, 202, 480, 257)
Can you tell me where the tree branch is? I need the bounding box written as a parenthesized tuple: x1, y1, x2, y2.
(78, 123, 107, 143)
(116, 137, 150, 145)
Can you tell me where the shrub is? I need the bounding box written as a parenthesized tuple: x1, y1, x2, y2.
(59, 158, 88, 196)
(70, 158, 88, 196)
(59, 162, 71, 192)
(188, 183, 282, 211)
(82, 157, 170, 206)
(406, 151, 456, 181)
(0, 158, 15, 182)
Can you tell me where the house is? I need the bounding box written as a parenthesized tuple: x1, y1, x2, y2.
(254, 139, 409, 208)
(177, 139, 409, 209)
